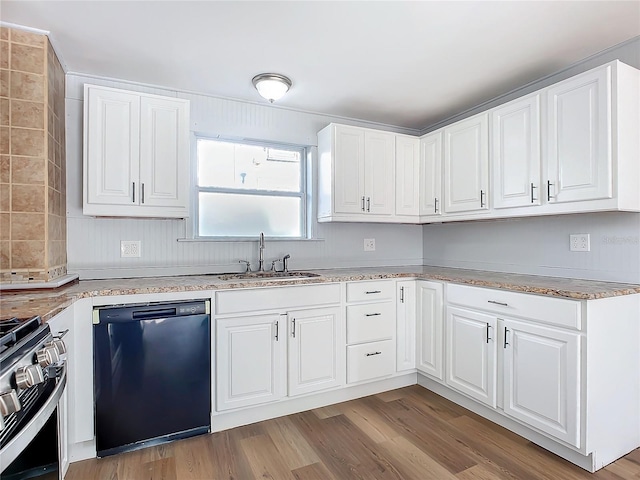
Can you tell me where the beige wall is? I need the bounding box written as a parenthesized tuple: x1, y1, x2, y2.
(0, 26, 67, 283)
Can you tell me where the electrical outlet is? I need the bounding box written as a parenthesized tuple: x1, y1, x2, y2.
(364, 238, 376, 252)
(570, 234, 590, 252)
(121, 240, 141, 258)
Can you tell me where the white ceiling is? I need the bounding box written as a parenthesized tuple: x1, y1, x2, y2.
(2, 1, 639, 130)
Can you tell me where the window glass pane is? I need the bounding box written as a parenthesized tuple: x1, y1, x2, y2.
(199, 192, 302, 237)
(197, 139, 301, 192)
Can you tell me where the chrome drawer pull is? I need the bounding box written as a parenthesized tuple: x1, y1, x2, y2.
(366, 351, 382, 357)
(365, 313, 381, 317)
(365, 290, 382, 294)
(488, 300, 508, 307)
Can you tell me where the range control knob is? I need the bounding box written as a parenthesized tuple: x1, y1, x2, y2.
(0, 390, 21, 416)
(36, 345, 60, 367)
(48, 339, 67, 357)
(15, 364, 45, 390)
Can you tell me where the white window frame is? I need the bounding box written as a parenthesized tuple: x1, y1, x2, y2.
(193, 135, 308, 240)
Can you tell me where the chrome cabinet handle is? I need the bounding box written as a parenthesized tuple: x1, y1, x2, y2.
(361, 196, 365, 211)
(366, 197, 370, 212)
(292, 318, 296, 338)
(365, 290, 381, 294)
(547, 180, 554, 201)
(504, 327, 510, 348)
(275, 321, 279, 341)
(365, 313, 381, 317)
(366, 351, 382, 357)
(488, 300, 508, 307)
(141, 183, 145, 204)
(480, 189, 486, 207)
(132, 182, 136, 203)
(486, 323, 492, 343)
(399, 286, 404, 303)
(530, 183, 537, 203)
(434, 198, 439, 214)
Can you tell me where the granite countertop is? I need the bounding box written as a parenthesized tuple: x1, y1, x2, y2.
(1, 266, 639, 322)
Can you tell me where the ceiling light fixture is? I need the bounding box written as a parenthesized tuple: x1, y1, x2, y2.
(252, 73, 292, 103)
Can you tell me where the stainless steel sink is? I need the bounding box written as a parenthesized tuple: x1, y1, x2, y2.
(217, 271, 322, 281)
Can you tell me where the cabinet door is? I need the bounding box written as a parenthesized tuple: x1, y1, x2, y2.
(502, 318, 580, 447)
(365, 130, 395, 215)
(492, 94, 541, 208)
(546, 66, 612, 203)
(334, 125, 366, 214)
(288, 307, 343, 396)
(396, 281, 416, 371)
(216, 314, 286, 411)
(445, 306, 497, 407)
(139, 96, 189, 208)
(395, 136, 420, 216)
(419, 131, 443, 216)
(84, 86, 140, 206)
(443, 113, 489, 213)
(416, 281, 443, 379)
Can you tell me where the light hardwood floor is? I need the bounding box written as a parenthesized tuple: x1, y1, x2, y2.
(66, 385, 640, 479)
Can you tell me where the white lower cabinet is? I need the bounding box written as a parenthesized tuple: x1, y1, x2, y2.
(288, 307, 342, 397)
(445, 306, 497, 408)
(416, 280, 444, 380)
(396, 281, 416, 372)
(216, 314, 286, 411)
(501, 317, 580, 447)
(347, 340, 395, 384)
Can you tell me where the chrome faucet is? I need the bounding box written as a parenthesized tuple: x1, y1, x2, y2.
(282, 254, 290, 272)
(258, 232, 266, 272)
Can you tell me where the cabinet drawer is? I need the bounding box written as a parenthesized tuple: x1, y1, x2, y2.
(347, 340, 395, 383)
(346, 302, 395, 344)
(346, 280, 394, 302)
(447, 284, 581, 329)
(215, 283, 340, 315)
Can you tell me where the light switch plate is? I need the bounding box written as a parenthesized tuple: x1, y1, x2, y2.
(121, 240, 141, 258)
(570, 234, 590, 252)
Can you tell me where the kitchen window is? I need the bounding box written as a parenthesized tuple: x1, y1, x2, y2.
(195, 137, 307, 238)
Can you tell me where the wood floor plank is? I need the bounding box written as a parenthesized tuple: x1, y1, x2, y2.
(290, 410, 406, 480)
(377, 435, 459, 480)
(338, 398, 402, 443)
(291, 461, 338, 480)
(139, 457, 177, 480)
(64, 386, 640, 480)
(262, 416, 321, 470)
(208, 430, 254, 480)
(240, 433, 297, 480)
(603, 458, 640, 479)
(366, 395, 478, 474)
(312, 404, 343, 419)
(172, 434, 217, 480)
(456, 464, 510, 480)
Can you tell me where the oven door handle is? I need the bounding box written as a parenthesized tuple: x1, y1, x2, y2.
(0, 365, 67, 470)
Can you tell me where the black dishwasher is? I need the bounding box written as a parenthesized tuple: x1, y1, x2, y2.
(93, 300, 211, 457)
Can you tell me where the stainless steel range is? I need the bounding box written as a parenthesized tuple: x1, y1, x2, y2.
(0, 316, 67, 478)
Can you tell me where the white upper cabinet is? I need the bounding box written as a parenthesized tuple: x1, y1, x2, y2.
(491, 93, 541, 208)
(395, 136, 420, 216)
(545, 66, 612, 204)
(333, 125, 366, 215)
(84, 84, 190, 218)
(318, 124, 396, 221)
(419, 131, 443, 217)
(443, 113, 489, 213)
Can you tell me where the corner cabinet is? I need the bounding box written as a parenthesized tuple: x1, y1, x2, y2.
(318, 123, 396, 222)
(83, 84, 190, 218)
